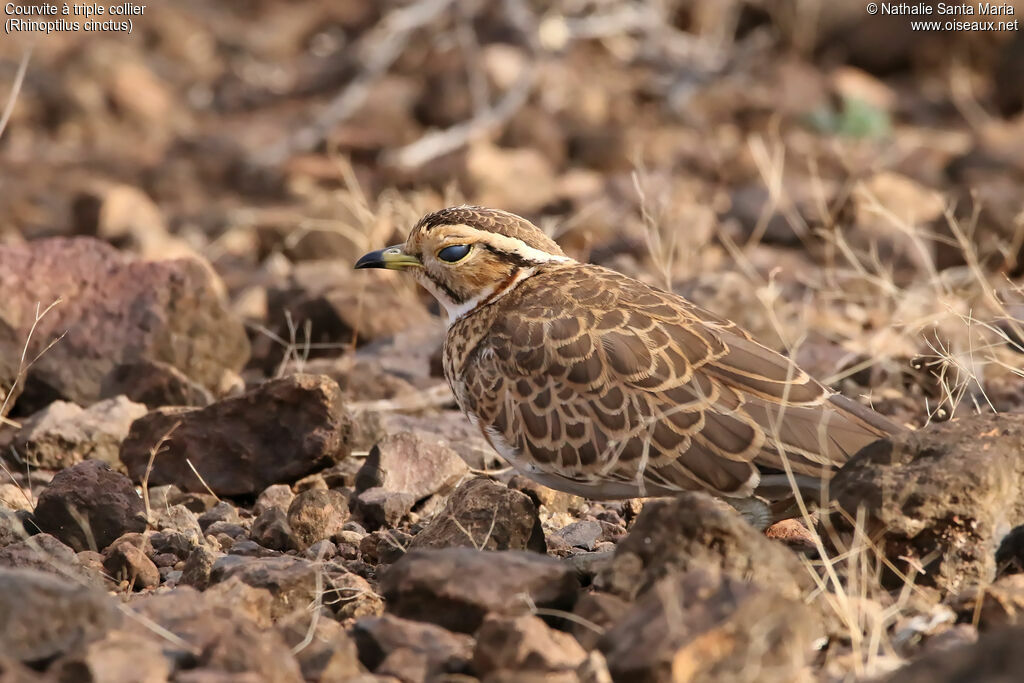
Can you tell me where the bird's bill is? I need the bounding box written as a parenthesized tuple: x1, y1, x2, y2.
(354, 244, 421, 270)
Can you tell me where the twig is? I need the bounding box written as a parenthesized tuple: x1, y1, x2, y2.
(384, 49, 537, 170)
(1, 298, 65, 419)
(141, 421, 182, 522)
(0, 45, 32, 142)
(255, 0, 458, 166)
(185, 458, 221, 503)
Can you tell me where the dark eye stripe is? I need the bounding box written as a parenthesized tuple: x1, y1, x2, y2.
(438, 244, 471, 262)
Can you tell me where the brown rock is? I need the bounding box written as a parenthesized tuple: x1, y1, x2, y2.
(381, 548, 580, 633)
(508, 476, 586, 515)
(599, 570, 817, 683)
(250, 507, 298, 552)
(360, 529, 412, 565)
(71, 183, 170, 256)
(181, 544, 219, 590)
(33, 460, 146, 552)
(204, 576, 275, 629)
(355, 431, 469, 500)
(0, 318, 22, 418)
(49, 628, 170, 683)
(0, 534, 106, 587)
(596, 493, 809, 602)
(831, 413, 1024, 593)
(570, 592, 631, 651)
(120, 375, 351, 496)
(209, 554, 380, 620)
(262, 262, 430, 368)
(130, 587, 302, 682)
(254, 484, 295, 517)
(474, 614, 587, 675)
(0, 509, 28, 549)
(465, 142, 558, 215)
(277, 609, 363, 682)
(352, 614, 473, 678)
(951, 574, 1024, 631)
(103, 536, 161, 590)
(411, 478, 546, 553)
(353, 488, 417, 530)
(287, 488, 350, 550)
(552, 521, 624, 552)
(12, 396, 147, 470)
(0, 237, 249, 408)
(100, 360, 214, 408)
(885, 625, 1024, 683)
(0, 567, 121, 662)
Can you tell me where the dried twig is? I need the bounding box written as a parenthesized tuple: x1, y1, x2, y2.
(0, 45, 32, 141)
(255, 0, 458, 166)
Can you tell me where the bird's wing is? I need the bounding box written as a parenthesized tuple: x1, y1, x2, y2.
(456, 264, 896, 498)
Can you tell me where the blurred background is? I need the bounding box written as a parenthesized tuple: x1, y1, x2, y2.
(1, 0, 1023, 423)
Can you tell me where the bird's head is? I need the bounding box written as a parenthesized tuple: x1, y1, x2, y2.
(355, 206, 571, 322)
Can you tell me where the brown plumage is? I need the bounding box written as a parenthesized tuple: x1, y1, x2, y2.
(356, 206, 903, 522)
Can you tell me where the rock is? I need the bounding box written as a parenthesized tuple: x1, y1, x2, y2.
(599, 570, 817, 683)
(885, 625, 1024, 682)
(70, 183, 170, 256)
(12, 396, 147, 470)
(254, 484, 295, 516)
(508, 476, 586, 515)
(198, 501, 242, 532)
(120, 375, 351, 496)
(0, 509, 29, 548)
(150, 504, 204, 546)
(355, 431, 469, 501)
(100, 359, 214, 408)
(360, 529, 412, 565)
(181, 544, 218, 590)
(353, 488, 417, 529)
(0, 567, 120, 662)
(596, 493, 809, 601)
(103, 535, 161, 590)
(0, 483, 32, 513)
(352, 614, 474, 678)
(210, 554, 380, 620)
(0, 534, 106, 587)
(286, 488, 350, 550)
(250, 507, 298, 552)
(465, 141, 558, 215)
(951, 574, 1024, 631)
(277, 609, 363, 681)
(204, 576, 276, 629)
(33, 460, 146, 552)
(570, 591, 631, 651)
(262, 262, 431, 368)
(49, 628, 171, 683)
(411, 478, 546, 553)
(552, 521, 624, 551)
(830, 413, 1024, 592)
(210, 555, 319, 619)
(474, 614, 587, 676)
(381, 548, 580, 633)
(0, 318, 21, 418)
(852, 172, 945, 273)
(0, 237, 249, 408)
(328, 571, 384, 620)
(130, 587, 303, 682)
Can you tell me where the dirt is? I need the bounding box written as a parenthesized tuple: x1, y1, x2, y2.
(1, 1, 1024, 681)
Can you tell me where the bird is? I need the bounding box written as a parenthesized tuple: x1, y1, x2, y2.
(355, 205, 902, 526)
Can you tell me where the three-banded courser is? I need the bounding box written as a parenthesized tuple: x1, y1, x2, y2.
(356, 206, 901, 526)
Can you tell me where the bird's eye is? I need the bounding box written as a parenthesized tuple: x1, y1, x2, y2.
(437, 244, 472, 263)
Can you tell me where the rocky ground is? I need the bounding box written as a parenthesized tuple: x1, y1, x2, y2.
(1, 1, 1024, 681)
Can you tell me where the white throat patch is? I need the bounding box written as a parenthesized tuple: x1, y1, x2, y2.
(439, 266, 539, 327)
